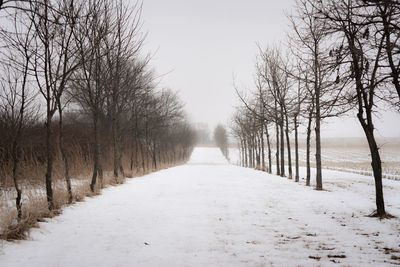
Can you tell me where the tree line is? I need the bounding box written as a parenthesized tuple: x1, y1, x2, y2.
(0, 0, 195, 234)
(213, 124, 229, 160)
(231, 0, 399, 218)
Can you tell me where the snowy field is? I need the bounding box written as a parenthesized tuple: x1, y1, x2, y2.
(0, 147, 400, 266)
(228, 138, 400, 180)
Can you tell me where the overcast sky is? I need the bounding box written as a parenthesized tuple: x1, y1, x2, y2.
(140, 0, 400, 138)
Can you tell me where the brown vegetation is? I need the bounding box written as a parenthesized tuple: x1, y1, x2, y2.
(0, 0, 196, 240)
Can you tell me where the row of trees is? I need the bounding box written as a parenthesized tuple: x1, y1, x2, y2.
(213, 124, 229, 160)
(232, 0, 399, 218)
(0, 0, 195, 224)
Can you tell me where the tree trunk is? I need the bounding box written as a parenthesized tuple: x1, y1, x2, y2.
(130, 134, 134, 172)
(260, 123, 265, 171)
(255, 134, 261, 170)
(357, 113, 386, 217)
(315, 92, 322, 190)
(253, 136, 257, 168)
(90, 112, 102, 192)
(45, 111, 54, 210)
(134, 135, 139, 173)
(294, 115, 299, 182)
(118, 137, 124, 178)
(12, 141, 22, 220)
(113, 116, 119, 179)
(306, 103, 313, 186)
(275, 120, 280, 175)
(280, 108, 285, 177)
(140, 143, 146, 173)
(248, 139, 252, 168)
(265, 123, 272, 174)
(57, 102, 72, 203)
(306, 118, 311, 186)
(153, 142, 157, 170)
(240, 139, 244, 166)
(244, 138, 248, 167)
(284, 111, 292, 179)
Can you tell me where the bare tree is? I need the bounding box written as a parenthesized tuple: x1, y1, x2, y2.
(317, 0, 395, 217)
(0, 7, 37, 218)
(102, 0, 145, 180)
(0, 65, 36, 220)
(289, 0, 350, 189)
(29, 0, 81, 210)
(70, 0, 113, 191)
(0, 0, 197, 238)
(289, 0, 328, 189)
(258, 47, 292, 177)
(214, 124, 229, 160)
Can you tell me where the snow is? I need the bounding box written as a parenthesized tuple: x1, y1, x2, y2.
(1, 147, 400, 266)
(228, 146, 400, 180)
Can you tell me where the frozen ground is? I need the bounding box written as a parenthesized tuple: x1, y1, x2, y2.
(0, 147, 399, 266)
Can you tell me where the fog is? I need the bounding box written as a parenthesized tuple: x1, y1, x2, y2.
(141, 0, 400, 138)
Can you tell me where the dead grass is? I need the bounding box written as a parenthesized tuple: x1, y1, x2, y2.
(0, 154, 189, 241)
(0, 216, 37, 241)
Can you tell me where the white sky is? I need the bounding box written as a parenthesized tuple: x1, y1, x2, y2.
(140, 0, 400, 138)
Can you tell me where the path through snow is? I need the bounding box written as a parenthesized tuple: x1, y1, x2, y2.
(1, 147, 400, 266)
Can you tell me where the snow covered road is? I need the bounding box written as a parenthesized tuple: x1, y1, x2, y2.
(1, 147, 400, 266)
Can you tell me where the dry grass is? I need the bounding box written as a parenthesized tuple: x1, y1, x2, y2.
(0, 215, 38, 241)
(0, 152, 190, 241)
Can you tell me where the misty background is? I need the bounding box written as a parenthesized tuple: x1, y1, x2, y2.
(140, 0, 400, 138)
